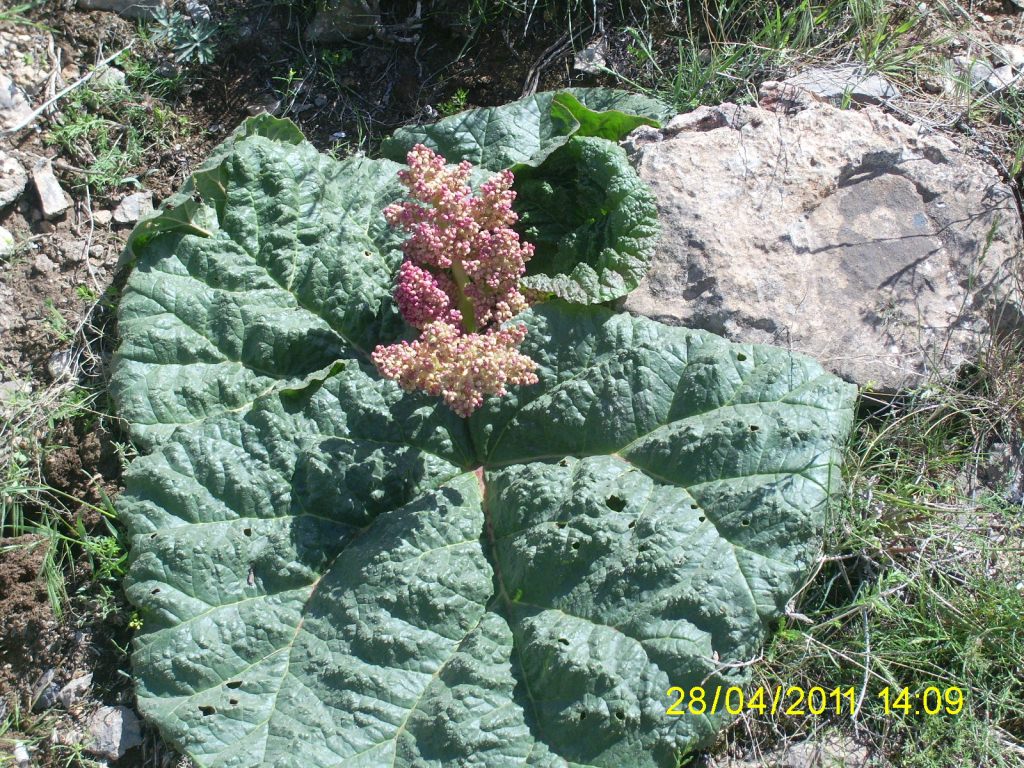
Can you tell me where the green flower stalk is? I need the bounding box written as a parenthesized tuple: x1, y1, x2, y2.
(372, 145, 539, 417)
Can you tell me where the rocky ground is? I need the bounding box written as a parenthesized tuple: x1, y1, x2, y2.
(1, 0, 1023, 766)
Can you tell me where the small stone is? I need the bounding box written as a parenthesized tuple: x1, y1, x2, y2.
(993, 43, 1024, 70)
(86, 705, 143, 761)
(32, 253, 56, 274)
(62, 240, 87, 264)
(0, 74, 33, 131)
(113, 191, 153, 224)
(245, 95, 281, 116)
(314, 94, 327, 107)
(0, 151, 28, 208)
(92, 208, 113, 226)
(949, 55, 996, 92)
(782, 64, 900, 106)
(32, 160, 71, 219)
(77, 0, 165, 20)
(92, 65, 126, 90)
(987, 64, 1017, 91)
(57, 673, 93, 709)
(47, 349, 74, 380)
(12, 743, 29, 768)
(30, 669, 59, 712)
(0, 226, 14, 258)
(573, 37, 608, 75)
(185, 0, 211, 19)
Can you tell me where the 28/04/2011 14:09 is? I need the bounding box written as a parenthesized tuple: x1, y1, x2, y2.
(665, 685, 964, 717)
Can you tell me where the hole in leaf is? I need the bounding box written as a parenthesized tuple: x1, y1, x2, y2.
(690, 504, 699, 510)
(149, 533, 157, 540)
(243, 528, 252, 537)
(698, 516, 706, 523)
(615, 711, 625, 720)
(571, 541, 580, 550)
(225, 681, 243, 689)
(556, 522, 567, 529)
(749, 424, 759, 432)
(229, 698, 238, 706)
(741, 518, 751, 526)
(150, 588, 160, 595)
(627, 520, 636, 529)
(736, 353, 747, 361)
(558, 638, 569, 646)
(639, 543, 650, 552)
(606, 495, 626, 511)
(199, 706, 216, 716)
(579, 711, 587, 721)
(558, 458, 569, 467)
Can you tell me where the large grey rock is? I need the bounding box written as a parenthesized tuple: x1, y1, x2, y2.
(783, 64, 900, 106)
(306, 0, 380, 41)
(0, 152, 28, 208)
(85, 705, 143, 760)
(622, 90, 1022, 390)
(77, 0, 164, 19)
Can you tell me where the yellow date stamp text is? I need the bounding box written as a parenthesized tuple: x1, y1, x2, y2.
(665, 685, 964, 717)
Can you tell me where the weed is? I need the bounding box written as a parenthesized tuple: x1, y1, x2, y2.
(438, 88, 470, 116)
(151, 5, 218, 65)
(0, 1, 47, 30)
(75, 285, 99, 302)
(43, 301, 73, 344)
(116, 50, 184, 99)
(45, 81, 185, 195)
(741, 368, 1024, 765)
(606, 0, 932, 111)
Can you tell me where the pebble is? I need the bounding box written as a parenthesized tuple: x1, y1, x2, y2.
(31, 159, 71, 220)
(57, 673, 93, 709)
(92, 65, 127, 90)
(574, 37, 608, 75)
(30, 668, 58, 712)
(86, 705, 143, 761)
(113, 191, 153, 224)
(47, 348, 75, 380)
(0, 151, 28, 208)
(92, 208, 113, 226)
(994, 44, 1024, 70)
(0, 74, 33, 131)
(32, 252, 56, 274)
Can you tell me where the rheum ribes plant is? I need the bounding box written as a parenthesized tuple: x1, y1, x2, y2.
(112, 94, 858, 768)
(372, 144, 539, 417)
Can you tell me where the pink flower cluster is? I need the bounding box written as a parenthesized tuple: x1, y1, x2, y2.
(372, 145, 539, 418)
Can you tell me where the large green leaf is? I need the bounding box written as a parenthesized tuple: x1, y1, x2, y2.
(111, 117, 408, 450)
(380, 87, 673, 172)
(517, 136, 658, 303)
(114, 118, 857, 768)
